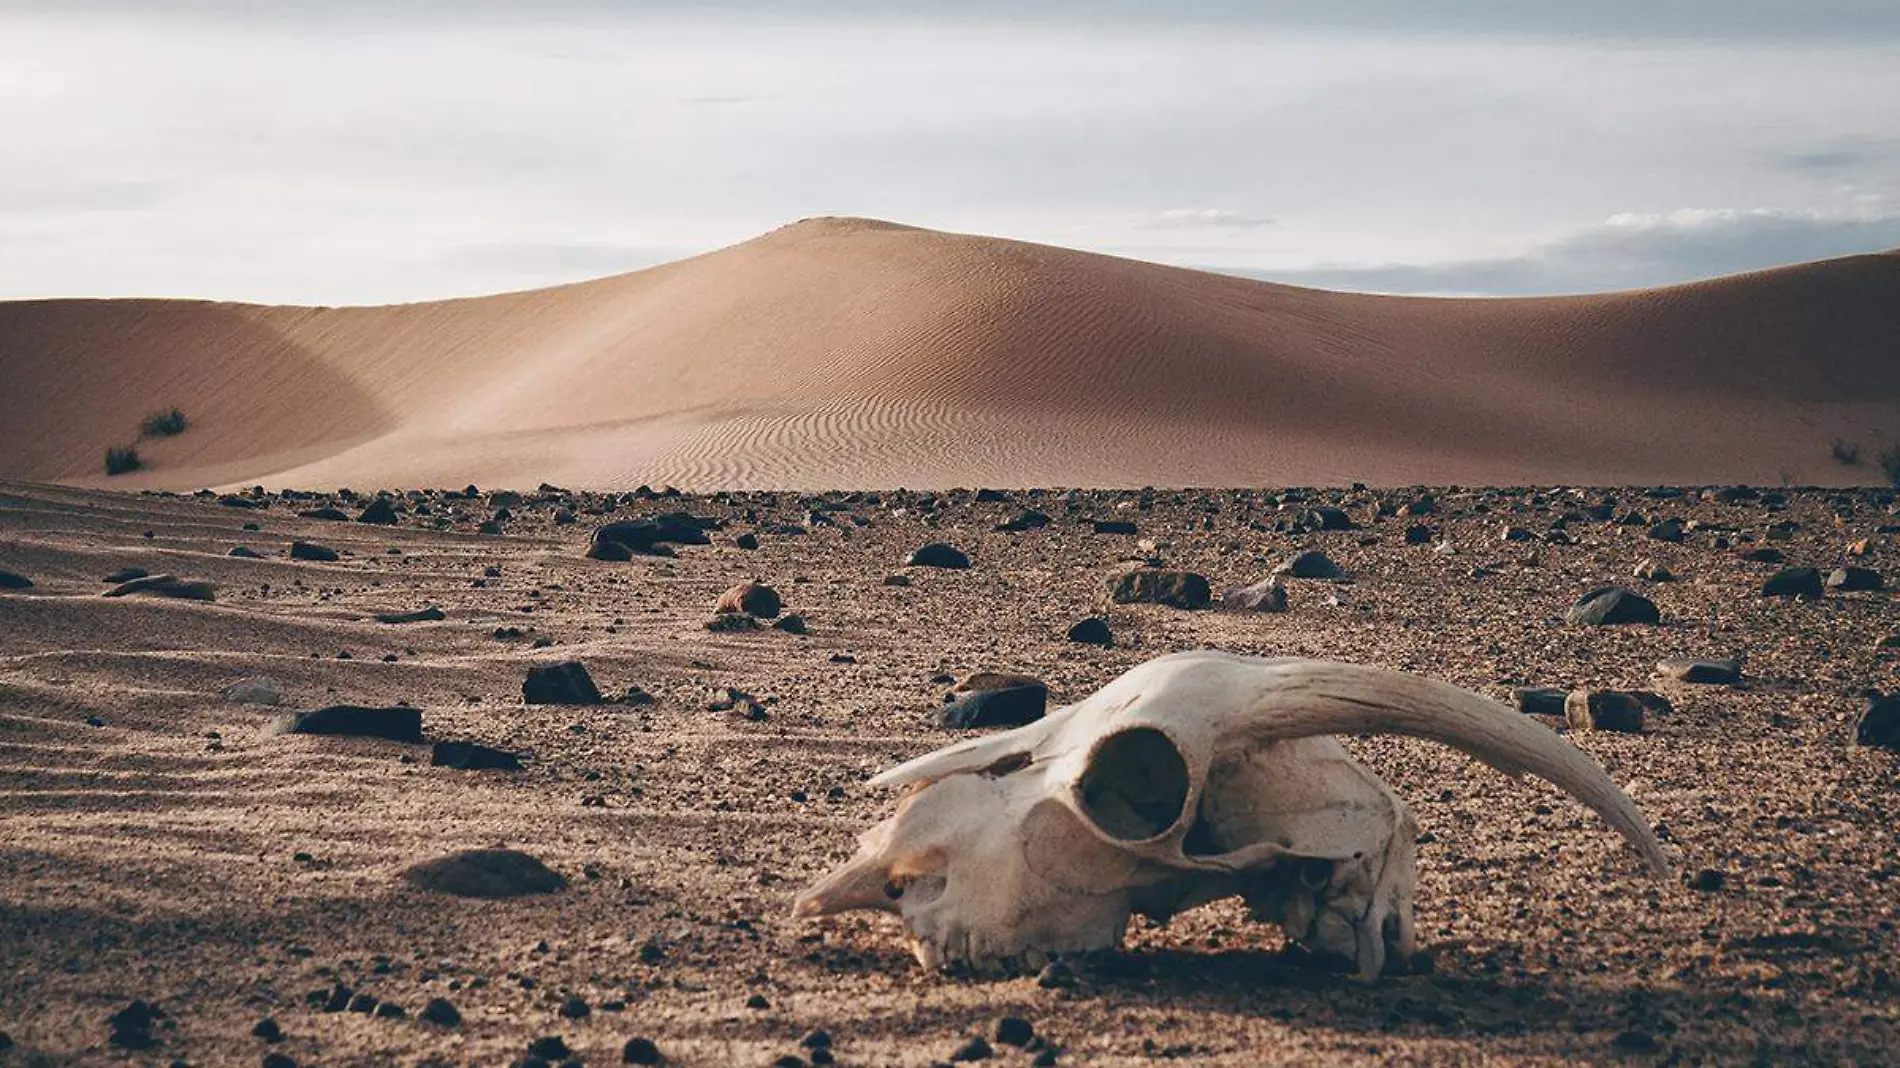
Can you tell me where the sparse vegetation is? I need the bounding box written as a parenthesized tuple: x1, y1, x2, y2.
(104, 446, 142, 476)
(1880, 444, 1900, 488)
(140, 408, 189, 437)
(1831, 437, 1862, 466)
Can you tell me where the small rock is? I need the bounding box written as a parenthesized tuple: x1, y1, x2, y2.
(223, 677, 285, 705)
(773, 614, 808, 635)
(716, 582, 782, 618)
(404, 849, 567, 898)
(0, 569, 32, 590)
(1511, 686, 1569, 716)
(1220, 577, 1288, 613)
(102, 574, 216, 600)
(420, 998, 462, 1027)
(1110, 569, 1211, 610)
(734, 532, 760, 550)
(431, 741, 524, 770)
(229, 546, 266, 559)
(107, 1000, 163, 1050)
(1655, 658, 1741, 685)
(705, 613, 762, 633)
(346, 994, 377, 1014)
(1687, 869, 1725, 892)
(1091, 519, 1139, 535)
(263, 1053, 298, 1068)
(1826, 566, 1883, 592)
(1066, 617, 1112, 645)
(995, 1017, 1035, 1047)
(940, 685, 1047, 730)
(103, 567, 148, 583)
(252, 1018, 284, 1043)
(1740, 547, 1785, 564)
(906, 543, 971, 568)
(373, 1002, 405, 1020)
(1565, 690, 1646, 733)
(1646, 519, 1683, 542)
(1274, 550, 1341, 579)
(559, 997, 590, 1020)
(1402, 524, 1435, 545)
(995, 509, 1050, 533)
(1301, 506, 1355, 531)
(289, 705, 423, 743)
(622, 1037, 663, 1065)
(1565, 587, 1658, 626)
(376, 606, 445, 624)
(1858, 694, 1900, 751)
(289, 541, 340, 562)
(1761, 567, 1823, 598)
(524, 661, 602, 705)
(950, 1035, 994, 1062)
(745, 994, 770, 1010)
(527, 1037, 572, 1061)
(357, 498, 400, 525)
(1632, 559, 1674, 582)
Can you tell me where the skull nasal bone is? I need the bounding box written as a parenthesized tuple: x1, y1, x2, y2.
(1079, 727, 1190, 841)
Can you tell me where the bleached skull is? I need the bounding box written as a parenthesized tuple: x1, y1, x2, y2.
(796, 650, 1669, 977)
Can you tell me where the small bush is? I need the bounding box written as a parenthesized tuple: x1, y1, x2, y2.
(105, 445, 142, 475)
(141, 408, 188, 437)
(1831, 438, 1862, 466)
(1880, 444, 1900, 488)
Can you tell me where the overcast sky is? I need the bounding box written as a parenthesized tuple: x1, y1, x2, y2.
(2, 2, 1897, 302)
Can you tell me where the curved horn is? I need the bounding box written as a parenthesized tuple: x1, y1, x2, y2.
(1214, 659, 1670, 876)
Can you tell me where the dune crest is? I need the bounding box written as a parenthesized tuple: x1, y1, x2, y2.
(2, 218, 1896, 489)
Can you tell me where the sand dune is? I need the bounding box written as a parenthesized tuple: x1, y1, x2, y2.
(2, 217, 1896, 490)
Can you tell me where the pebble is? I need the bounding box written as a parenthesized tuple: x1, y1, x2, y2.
(262, 1053, 298, 1068)
(1760, 567, 1823, 598)
(288, 705, 424, 744)
(949, 1035, 994, 1062)
(524, 661, 603, 705)
(1655, 657, 1741, 685)
(622, 1037, 663, 1064)
(559, 997, 590, 1019)
(289, 541, 340, 562)
(995, 1016, 1035, 1047)
(1220, 577, 1288, 612)
(1858, 693, 1900, 751)
(251, 1018, 283, 1042)
(527, 1036, 571, 1061)
(107, 1000, 164, 1049)
(1632, 558, 1674, 582)
(773, 613, 809, 634)
(403, 848, 568, 898)
(1274, 550, 1342, 579)
(1826, 566, 1883, 591)
(1565, 586, 1659, 626)
(1066, 617, 1112, 645)
(906, 543, 972, 568)
(229, 546, 266, 559)
(420, 998, 462, 1027)
(1110, 569, 1211, 609)
(431, 741, 524, 770)
(1511, 687, 1568, 716)
(0, 570, 31, 589)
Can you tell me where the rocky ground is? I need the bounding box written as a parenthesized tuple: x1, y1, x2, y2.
(0, 479, 1896, 1067)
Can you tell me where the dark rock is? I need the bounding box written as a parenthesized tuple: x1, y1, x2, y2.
(0, 570, 32, 590)
(357, 498, 400, 525)
(801, 1031, 832, 1051)
(1301, 506, 1356, 531)
(1741, 547, 1785, 563)
(995, 509, 1050, 532)
(420, 998, 462, 1027)
(373, 1003, 405, 1020)
(950, 1035, 994, 1062)
(1646, 519, 1684, 542)
(1827, 566, 1884, 592)
(1632, 559, 1674, 582)
(102, 574, 217, 600)
(263, 1053, 298, 1068)
(1688, 869, 1726, 892)
(252, 1018, 284, 1043)
(1066, 617, 1112, 645)
(103, 567, 149, 583)
(289, 541, 339, 562)
(1111, 569, 1211, 609)
(941, 685, 1047, 730)
(229, 546, 265, 559)
(528, 1037, 572, 1061)
(1221, 577, 1288, 612)
(706, 613, 763, 632)
(1656, 657, 1741, 684)
(906, 543, 971, 568)
(431, 741, 524, 770)
(1761, 567, 1823, 599)
(108, 1000, 164, 1049)
(1565, 690, 1646, 733)
(716, 582, 782, 618)
(1512, 687, 1569, 716)
(773, 614, 808, 635)
(1276, 550, 1342, 579)
(1565, 586, 1659, 626)
(290, 705, 423, 743)
(1403, 524, 1435, 545)
(995, 1017, 1035, 1047)
(298, 507, 350, 521)
(1858, 694, 1900, 751)
(524, 661, 602, 705)
(1500, 525, 1535, 542)
(735, 532, 760, 550)
(404, 848, 567, 898)
(593, 515, 711, 556)
(376, 606, 445, 624)
(558, 997, 590, 1020)
(623, 1037, 663, 1065)
(587, 539, 636, 562)
(318, 984, 352, 1012)
(1091, 520, 1139, 535)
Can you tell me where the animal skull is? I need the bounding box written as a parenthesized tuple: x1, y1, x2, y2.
(796, 650, 1669, 977)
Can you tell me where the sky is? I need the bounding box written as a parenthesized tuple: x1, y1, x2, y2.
(2, 1, 1897, 303)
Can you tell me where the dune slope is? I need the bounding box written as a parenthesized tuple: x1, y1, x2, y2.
(2, 218, 1896, 489)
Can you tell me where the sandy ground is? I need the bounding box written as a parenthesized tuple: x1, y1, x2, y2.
(2, 219, 1897, 492)
(0, 479, 1896, 1066)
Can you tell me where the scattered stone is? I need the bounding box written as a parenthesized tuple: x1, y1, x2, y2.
(558, 997, 590, 1020)
(298, 506, 350, 521)
(950, 1035, 995, 1062)
(1646, 519, 1684, 542)
(1858, 694, 1900, 751)
(1275, 550, 1342, 579)
(1565, 587, 1659, 626)
(1301, 506, 1355, 531)
(1221, 576, 1288, 613)
(1656, 658, 1741, 685)
(1827, 566, 1883, 592)
(1565, 690, 1646, 733)
(622, 1037, 663, 1065)
(1741, 547, 1785, 564)
(431, 741, 524, 770)
(1632, 559, 1674, 582)
(995, 1017, 1035, 1047)
(103, 567, 148, 583)
(587, 538, 636, 562)
(995, 509, 1050, 532)
(420, 998, 462, 1027)
(734, 532, 760, 550)
(706, 613, 763, 633)
(229, 546, 265, 559)
(592, 516, 710, 556)
(289, 541, 340, 562)
(373, 1002, 405, 1020)
(263, 1053, 298, 1068)
(1761, 567, 1823, 599)
(1500, 525, 1535, 542)
(906, 543, 971, 568)
(527, 1036, 572, 1061)
(102, 574, 216, 600)
(1687, 868, 1726, 893)
(708, 687, 769, 721)
(252, 1018, 284, 1043)
(223, 677, 285, 705)
(289, 705, 423, 743)
(1403, 524, 1435, 545)
(941, 684, 1047, 730)
(1091, 519, 1139, 535)
(716, 582, 782, 618)
(376, 606, 445, 624)
(0, 570, 32, 590)
(404, 848, 567, 898)
(524, 661, 602, 705)
(773, 614, 808, 635)
(1512, 686, 1569, 716)
(107, 1000, 164, 1049)
(1066, 617, 1112, 645)
(357, 497, 400, 525)
(1110, 569, 1211, 609)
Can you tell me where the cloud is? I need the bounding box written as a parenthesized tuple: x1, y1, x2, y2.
(1235, 208, 1900, 296)
(443, 241, 688, 278)
(1140, 208, 1274, 230)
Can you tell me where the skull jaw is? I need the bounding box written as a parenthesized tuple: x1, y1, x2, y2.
(898, 892, 1136, 973)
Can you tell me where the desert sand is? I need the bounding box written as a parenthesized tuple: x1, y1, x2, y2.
(1, 480, 1896, 1065)
(2, 218, 1897, 493)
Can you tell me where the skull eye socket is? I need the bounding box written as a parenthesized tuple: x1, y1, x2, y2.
(883, 872, 947, 905)
(1077, 726, 1190, 842)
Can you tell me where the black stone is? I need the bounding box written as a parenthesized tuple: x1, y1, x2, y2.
(950, 1036, 994, 1062)
(0, 570, 31, 590)
(1760, 567, 1823, 598)
(230, 546, 265, 559)
(1511, 687, 1569, 716)
(940, 685, 1047, 730)
(1301, 506, 1356, 531)
(995, 1017, 1035, 1047)
(376, 606, 445, 624)
(252, 1018, 284, 1042)
(1656, 658, 1741, 685)
(1858, 693, 1900, 752)
(558, 997, 590, 1020)
(1066, 617, 1112, 645)
(994, 509, 1050, 532)
(1827, 566, 1884, 592)
(734, 532, 760, 550)
(1277, 550, 1342, 579)
(289, 705, 423, 743)
(1740, 547, 1785, 563)
(623, 1037, 663, 1065)
(357, 498, 400, 525)
(103, 568, 149, 583)
(420, 998, 462, 1027)
(289, 541, 339, 562)
(404, 849, 567, 898)
(1565, 587, 1659, 626)
(1403, 524, 1435, 545)
(906, 543, 971, 568)
(298, 507, 350, 521)
(1091, 520, 1139, 535)
(263, 1053, 298, 1068)
(527, 1037, 571, 1061)
(431, 741, 524, 770)
(1110, 569, 1211, 609)
(524, 661, 602, 705)
(107, 1001, 163, 1050)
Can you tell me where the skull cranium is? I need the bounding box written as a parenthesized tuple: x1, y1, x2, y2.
(796, 651, 1669, 977)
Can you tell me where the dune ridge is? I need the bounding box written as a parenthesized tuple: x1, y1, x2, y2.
(2, 217, 1896, 490)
